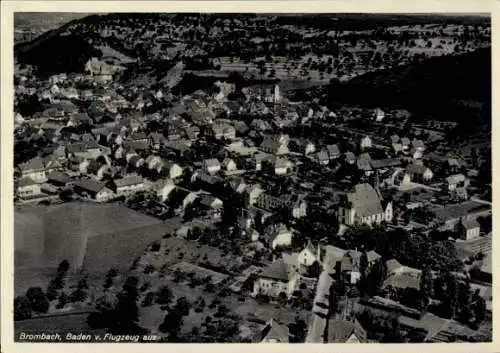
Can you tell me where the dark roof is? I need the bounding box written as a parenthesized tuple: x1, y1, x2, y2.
(19, 157, 45, 171)
(18, 177, 38, 187)
(260, 260, 289, 282)
(47, 171, 70, 184)
(326, 319, 366, 343)
(370, 158, 402, 169)
(261, 319, 289, 342)
(73, 178, 106, 193)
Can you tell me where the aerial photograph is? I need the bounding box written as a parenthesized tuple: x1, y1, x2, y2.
(12, 12, 491, 343)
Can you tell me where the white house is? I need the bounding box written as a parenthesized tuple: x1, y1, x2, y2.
(360, 136, 372, 150)
(203, 158, 221, 175)
(270, 224, 293, 249)
(17, 177, 42, 198)
(298, 241, 321, 267)
(163, 161, 183, 180)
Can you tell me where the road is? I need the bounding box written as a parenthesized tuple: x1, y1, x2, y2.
(305, 269, 332, 343)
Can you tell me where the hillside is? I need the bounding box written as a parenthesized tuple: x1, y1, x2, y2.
(294, 48, 491, 127)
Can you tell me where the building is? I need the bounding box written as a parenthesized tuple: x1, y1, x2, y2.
(406, 163, 434, 183)
(73, 178, 114, 202)
(260, 319, 289, 343)
(325, 318, 368, 343)
(112, 175, 145, 197)
(338, 183, 393, 226)
(268, 223, 293, 249)
(162, 161, 183, 180)
(18, 157, 47, 183)
(459, 217, 481, 240)
(360, 136, 372, 150)
(17, 177, 42, 198)
(255, 192, 307, 219)
(298, 241, 321, 267)
(244, 81, 281, 104)
(252, 259, 296, 298)
(432, 201, 491, 231)
(203, 158, 221, 175)
(259, 136, 289, 155)
(341, 249, 381, 284)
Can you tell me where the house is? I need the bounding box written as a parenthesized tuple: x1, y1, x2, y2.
(345, 151, 356, 164)
(149, 133, 167, 151)
(199, 194, 224, 220)
(128, 155, 145, 169)
(360, 136, 372, 150)
(268, 223, 293, 249)
(145, 155, 165, 173)
(222, 158, 238, 173)
(207, 122, 236, 140)
(401, 137, 411, 150)
(326, 144, 341, 160)
(234, 121, 249, 136)
(17, 177, 42, 198)
(412, 139, 425, 151)
(244, 81, 281, 104)
(162, 161, 183, 180)
(259, 136, 289, 155)
(47, 171, 70, 187)
(325, 318, 368, 343)
(228, 176, 247, 194)
(18, 157, 47, 183)
(315, 149, 330, 165)
(298, 241, 321, 267)
(290, 139, 315, 155)
(260, 319, 289, 343)
(203, 158, 221, 175)
(406, 163, 434, 183)
(112, 175, 145, 197)
(73, 178, 114, 202)
(152, 179, 176, 202)
(252, 259, 296, 298)
(338, 183, 393, 226)
(341, 249, 381, 284)
(270, 156, 293, 176)
(459, 218, 480, 240)
(255, 192, 307, 219)
(374, 108, 385, 122)
(446, 174, 469, 192)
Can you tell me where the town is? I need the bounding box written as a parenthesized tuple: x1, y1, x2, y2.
(13, 13, 492, 343)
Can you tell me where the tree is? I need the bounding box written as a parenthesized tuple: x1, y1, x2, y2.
(419, 266, 433, 311)
(159, 310, 183, 337)
(111, 276, 141, 334)
(46, 277, 62, 301)
(457, 278, 473, 324)
(56, 292, 68, 309)
(473, 290, 486, 325)
(289, 316, 307, 343)
(306, 261, 322, 278)
(69, 288, 88, 303)
(443, 274, 459, 319)
(57, 260, 70, 275)
(155, 285, 173, 306)
(174, 297, 191, 317)
(14, 296, 32, 321)
(142, 292, 155, 307)
(381, 316, 403, 343)
(26, 287, 50, 314)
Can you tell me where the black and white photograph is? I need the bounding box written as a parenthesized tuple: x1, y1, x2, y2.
(7, 7, 492, 345)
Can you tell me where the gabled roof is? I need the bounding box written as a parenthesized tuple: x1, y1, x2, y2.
(203, 158, 220, 167)
(19, 157, 45, 171)
(260, 259, 290, 282)
(326, 319, 366, 343)
(326, 144, 340, 157)
(47, 170, 70, 184)
(73, 178, 106, 193)
(114, 175, 143, 188)
(261, 318, 289, 343)
(18, 176, 39, 187)
(446, 174, 466, 184)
